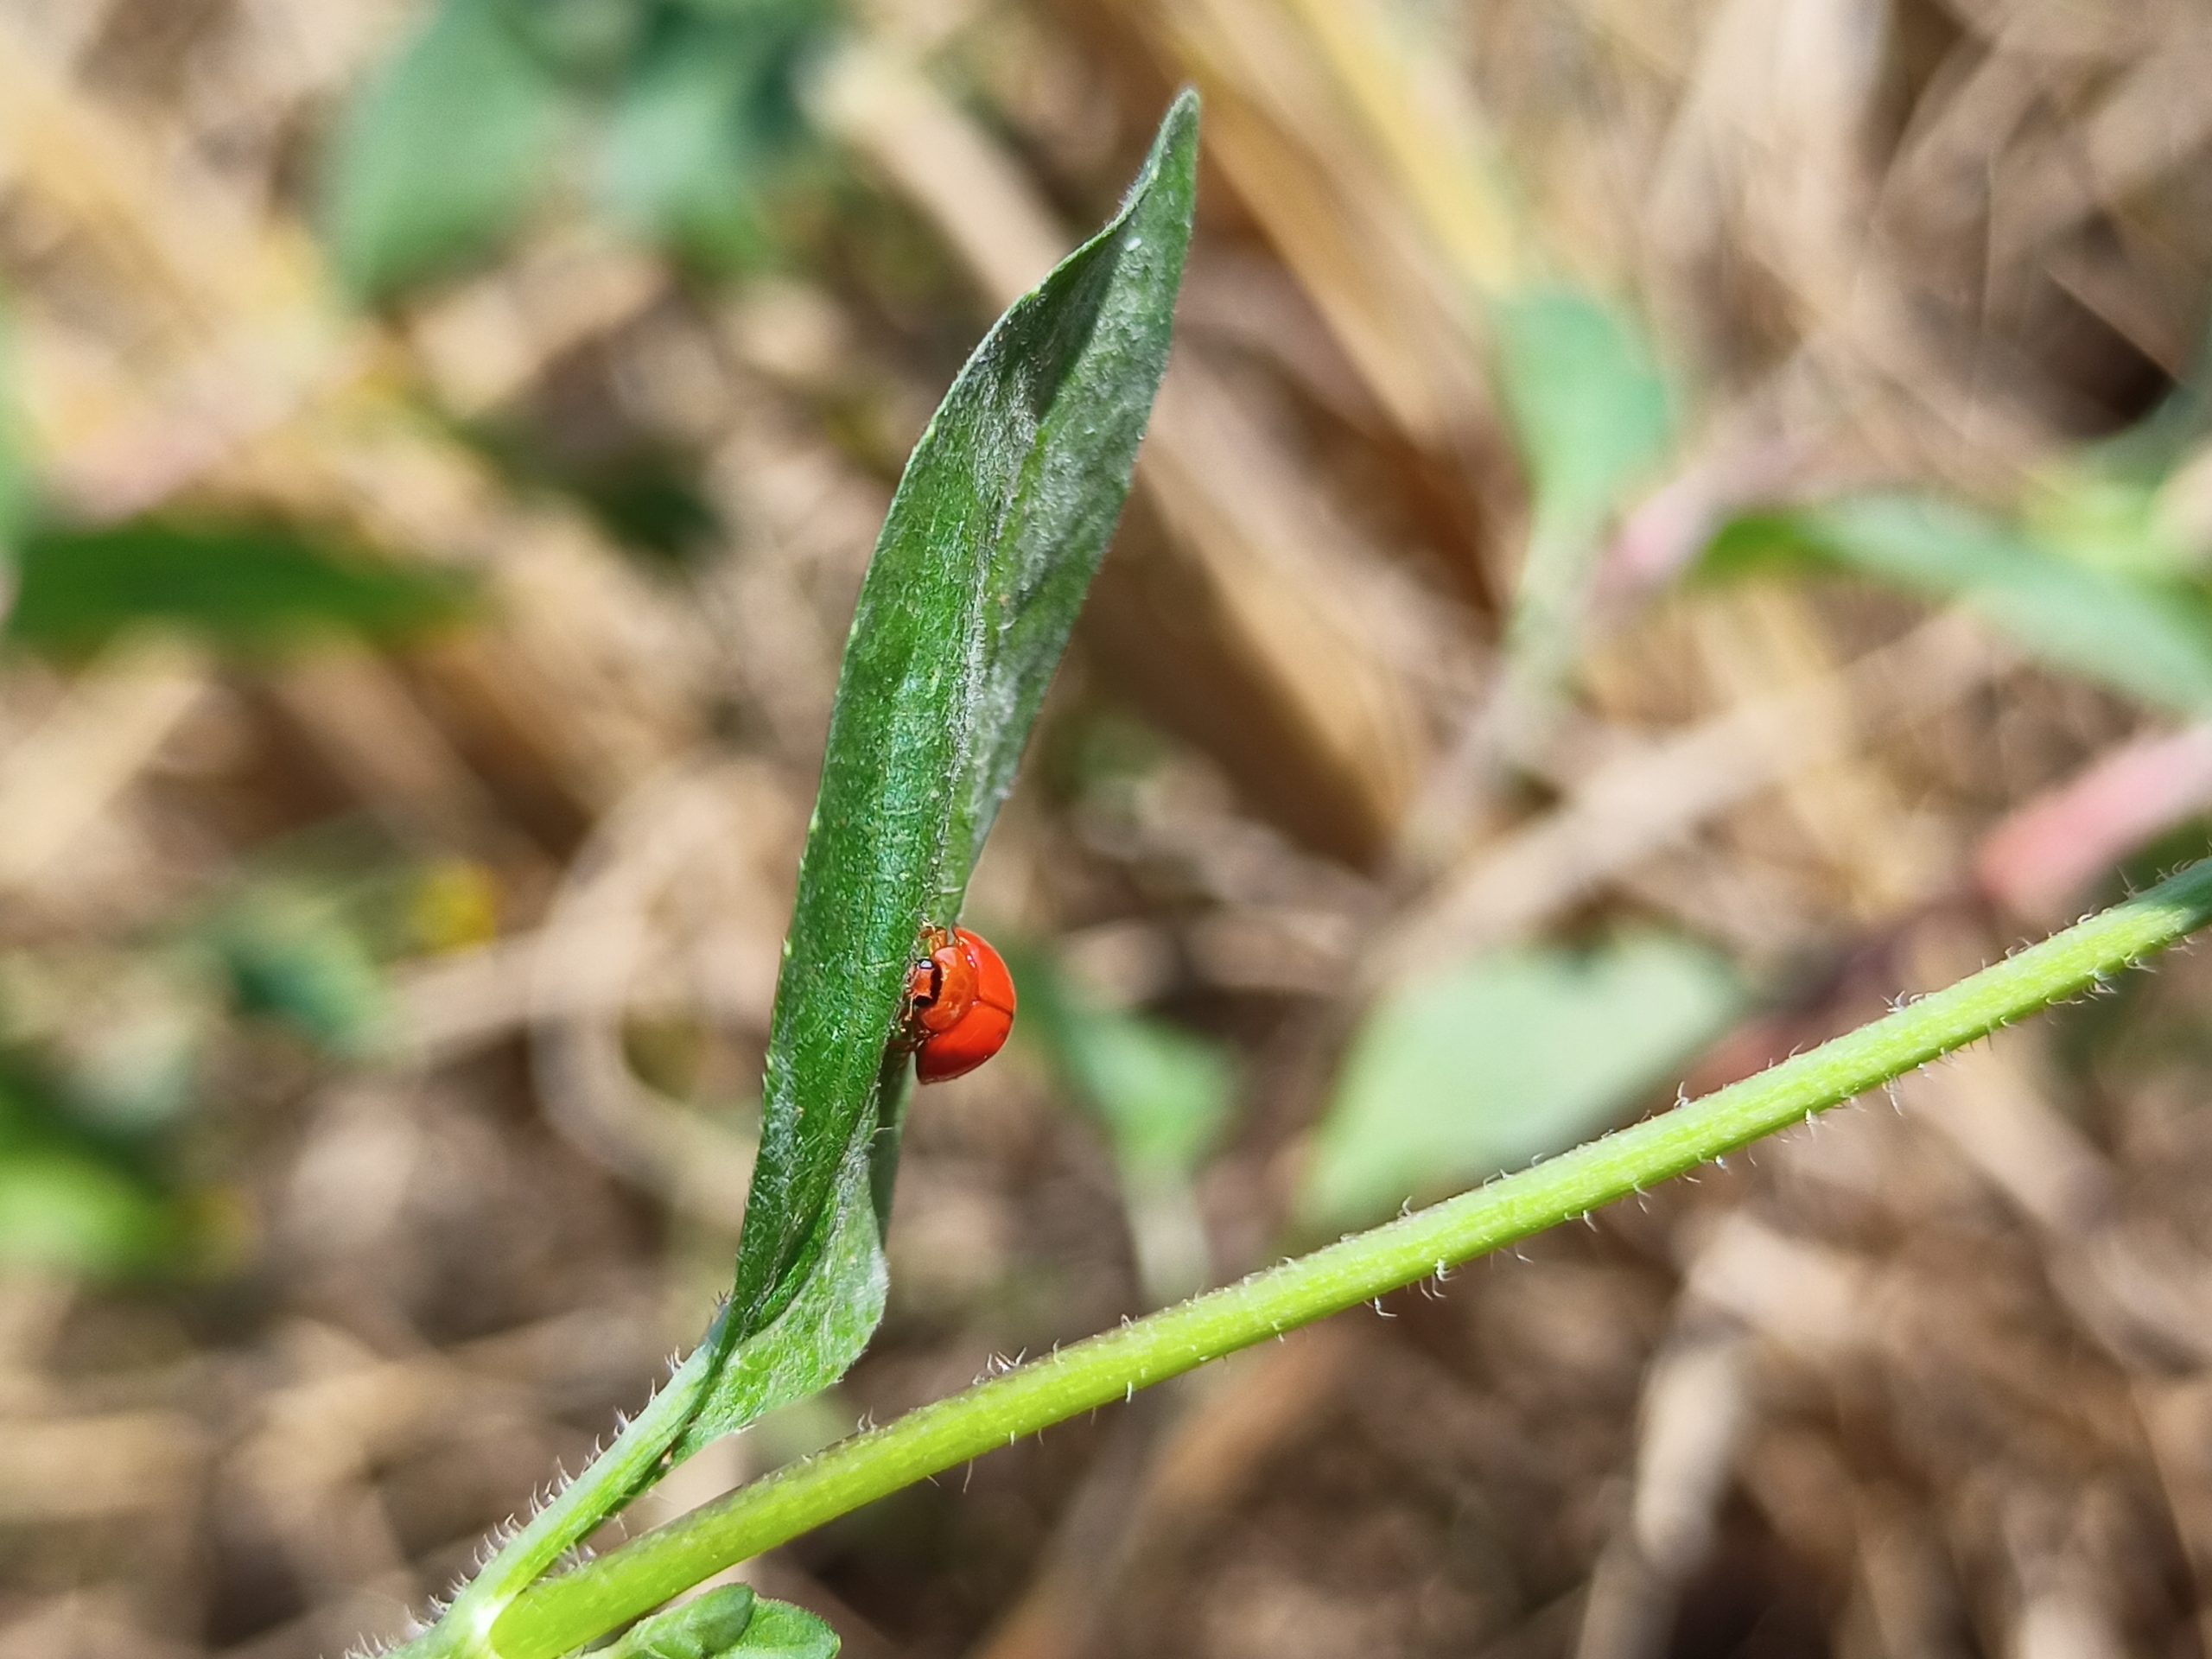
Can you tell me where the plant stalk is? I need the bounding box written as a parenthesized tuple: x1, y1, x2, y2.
(391, 1343, 714, 1657)
(490, 855, 2212, 1659)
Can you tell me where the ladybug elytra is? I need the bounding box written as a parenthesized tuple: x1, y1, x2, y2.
(902, 925, 1017, 1083)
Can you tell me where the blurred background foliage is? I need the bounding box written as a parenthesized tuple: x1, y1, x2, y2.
(3, 0, 2212, 1656)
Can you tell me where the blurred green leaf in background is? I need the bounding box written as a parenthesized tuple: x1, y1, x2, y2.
(1492, 286, 1678, 682)
(2026, 320, 2212, 582)
(321, 0, 575, 303)
(0, 292, 29, 569)
(458, 414, 725, 568)
(1017, 950, 1233, 1189)
(1301, 933, 1745, 1234)
(504, 0, 652, 77)
(201, 887, 391, 1062)
(1495, 287, 1678, 564)
(323, 0, 840, 302)
(4, 518, 474, 661)
(2026, 456, 2205, 582)
(1707, 494, 2212, 715)
(599, 2, 830, 274)
(0, 1051, 201, 1282)
(1015, 946, 1235, 1301)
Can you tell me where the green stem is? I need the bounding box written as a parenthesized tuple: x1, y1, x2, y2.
(491, 855, 2212, 1659)
(394, 1342, 715, 1658)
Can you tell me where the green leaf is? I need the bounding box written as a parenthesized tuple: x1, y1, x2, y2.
(1300, 933, 1743, 1233)
(496, 0, 645, 79)
(0, 1150, 179, 1279)
(600, 1563, 839, 1655)
(0, 1053, 194, 1281)
(1055, 1012, 1233, 1184)
(1491, 286, 1677, 676)
(4, 518, 473, 661)
(321, 0, 572, 302)
(2012, 323, 2212, 581)
(2023, 463, 2199, 581)
(203, 889, 390, 1060)
(1015, 949, 1234, 1185)
(608, 1586, 757, 1659)
(1494, 287, 1676, 550)
(596, 6, 824, 272)
(671, 0, 833, 19)
(672, 1138, 886, 1458)
(1707, 494, 2212, 715)
(685, 91, 1198, 1453)
(411, 101, 1195, 1657)
(0, 293, 29, 561)
(724, 1600, 839, 1659)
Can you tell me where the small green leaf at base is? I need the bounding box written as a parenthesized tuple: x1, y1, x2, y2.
(608, 1586, 756, 1659)
(723, 1600, 840, 1659)
(607, 1585, 841, 1659)
(672, 1141, 886, 1459)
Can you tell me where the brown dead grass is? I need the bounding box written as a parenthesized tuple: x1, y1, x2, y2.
(2, 1, 2212, 1656)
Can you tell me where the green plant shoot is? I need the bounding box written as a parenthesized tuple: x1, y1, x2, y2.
(384, 90, 1198, 1659)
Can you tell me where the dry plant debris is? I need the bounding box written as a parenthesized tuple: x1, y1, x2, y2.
(2, 1, 2212, 1656)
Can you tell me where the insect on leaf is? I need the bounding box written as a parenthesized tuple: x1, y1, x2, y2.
(676, 91, 1200, 1453)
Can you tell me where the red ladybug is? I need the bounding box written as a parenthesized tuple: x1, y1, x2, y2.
(902, 925, 1017, 1084)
